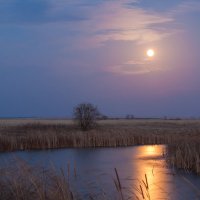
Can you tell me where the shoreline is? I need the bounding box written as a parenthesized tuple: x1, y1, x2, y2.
(0, 119, 200, 174)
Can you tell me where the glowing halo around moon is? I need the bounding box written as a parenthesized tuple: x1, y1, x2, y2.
(147, 49, 155, 57)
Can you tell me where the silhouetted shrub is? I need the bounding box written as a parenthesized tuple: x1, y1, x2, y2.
(73, 103, 99, 131)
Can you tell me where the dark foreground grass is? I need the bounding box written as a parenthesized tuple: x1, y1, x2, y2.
(0, 160, 74, 200)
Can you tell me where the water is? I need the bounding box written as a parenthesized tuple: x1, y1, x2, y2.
(0, 145, 200, 199)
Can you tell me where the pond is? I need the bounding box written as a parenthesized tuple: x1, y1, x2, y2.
(0, 145, 200, 199)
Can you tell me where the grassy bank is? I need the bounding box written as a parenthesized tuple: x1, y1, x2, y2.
(167, 140, 200, 174)
(0, 161, 74, 200)
(0, 119, 199, 151)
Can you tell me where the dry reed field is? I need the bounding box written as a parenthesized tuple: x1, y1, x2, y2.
(1, 119, 200, 174)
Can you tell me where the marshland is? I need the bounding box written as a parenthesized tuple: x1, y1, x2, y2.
(1, 119, 200, 199)
(2, 0, 200, 199)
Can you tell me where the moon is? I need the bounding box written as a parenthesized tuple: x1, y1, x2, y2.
(147, 49, 155, 57)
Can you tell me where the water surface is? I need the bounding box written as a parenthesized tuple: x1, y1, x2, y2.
(1, 145, 200, 199)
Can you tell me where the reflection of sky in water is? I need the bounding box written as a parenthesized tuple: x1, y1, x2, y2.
(1, 145, 200, 199)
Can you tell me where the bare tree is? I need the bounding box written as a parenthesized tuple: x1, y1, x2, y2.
(73, 103, 99, 131)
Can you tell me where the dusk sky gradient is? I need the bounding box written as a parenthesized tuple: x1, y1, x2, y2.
(0, 0, 200, 118)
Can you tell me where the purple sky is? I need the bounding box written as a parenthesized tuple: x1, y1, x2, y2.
(0, 0, 200, 118)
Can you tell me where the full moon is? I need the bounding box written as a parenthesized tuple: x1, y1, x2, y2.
(147, 49, 155, 57)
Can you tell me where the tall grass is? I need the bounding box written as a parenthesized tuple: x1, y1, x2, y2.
(1, 119, 199, 151)
(167, 140, 200, 174)
(0, 160, 74, 200)
(113, 168, 151, 200)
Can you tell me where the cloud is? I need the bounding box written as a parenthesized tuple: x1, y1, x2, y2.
(6, 0, 174, 51)
(49, 0, 176, 50)
(1, 0, 198, 49)
(87, 1, 174, 44)
(107, 59, 163, 75)
(66, 0, 200, 49)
